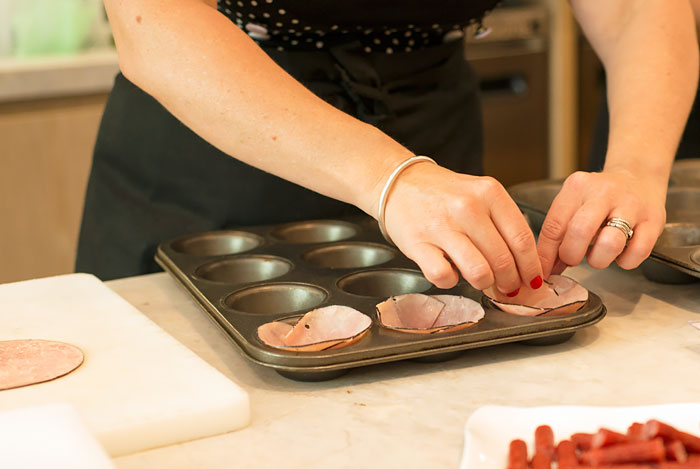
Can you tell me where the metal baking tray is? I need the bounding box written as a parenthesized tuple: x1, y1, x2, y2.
(507, 179, 563, 233)
(508, 165, 700, 284)
(155, 216, 606, 381)
(643, 223, 700, 284)
(670, 158, 700, 187)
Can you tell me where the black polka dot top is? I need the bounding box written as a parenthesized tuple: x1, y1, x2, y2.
(218, 0, 501, 53)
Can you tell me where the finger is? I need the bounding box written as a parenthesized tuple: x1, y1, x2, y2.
(488, 194, 543, 289)
(557, 200, 610, 268)
(461, 217, 521, 295)
(537, 191, 582, 279)
(615, 221, 661, 270)
(586, 216, 633, 269)
(438, 230, 495, 291)
(551, 257, 569, 276)
(403, 241, 459, 289)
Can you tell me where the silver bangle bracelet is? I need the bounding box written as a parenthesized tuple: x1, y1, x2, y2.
(377, 155, 437, 245)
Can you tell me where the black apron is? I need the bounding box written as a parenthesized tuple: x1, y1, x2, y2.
(588, 79, 700, 170)
(75, 38, 483, 280)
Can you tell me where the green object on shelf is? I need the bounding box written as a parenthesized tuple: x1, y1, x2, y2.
(12, 0, 96, 56)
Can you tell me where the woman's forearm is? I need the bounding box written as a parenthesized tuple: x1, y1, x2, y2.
(102, 0, 556, 295)
(104, 0, 413, 218)
(572, 0, 698, 186)
(535, 1, 698, 277)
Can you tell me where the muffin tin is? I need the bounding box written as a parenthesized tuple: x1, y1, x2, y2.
(508, 159, 700, 284)
(670, 158, 700, 187)
(507, 179, 564, 233)
(155, 217, 605, 381)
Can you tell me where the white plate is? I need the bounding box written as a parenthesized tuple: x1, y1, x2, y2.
(460, 404, 700, 469)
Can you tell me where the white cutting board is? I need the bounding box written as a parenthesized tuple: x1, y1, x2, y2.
(0, 404, 115, 469)
(0, 273, 249, 457)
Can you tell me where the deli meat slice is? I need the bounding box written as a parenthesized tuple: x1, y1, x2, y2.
(376, 293, 445, 330)
(0, 340, 84, 391)
(376, 293, 484, 334)
(484, 274, 589, 317)
(285, 305, 370, 346)
(257, 305, 372, 352)
(432, 295, 486, 328)
(256, 321, 293, 348)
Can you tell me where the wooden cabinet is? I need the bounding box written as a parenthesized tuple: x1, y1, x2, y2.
(0, 94, 108, 283)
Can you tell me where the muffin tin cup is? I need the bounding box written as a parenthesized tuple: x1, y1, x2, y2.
(691, 248, 700, 266)
(303, 242, 397, 269)
(194, 255, 293, 284)
(271, 220, 358, 243)
(508, 172, 700, 284)
(170, 230, 264, 256)
(156, 218, 606, 381)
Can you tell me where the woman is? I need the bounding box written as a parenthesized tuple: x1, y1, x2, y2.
(77, 0, 697, 299)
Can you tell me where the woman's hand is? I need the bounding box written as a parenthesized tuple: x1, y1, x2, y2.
(555, 0, 697, 279)
(536, 169, 667, 278)
(380, 161, 544, 295)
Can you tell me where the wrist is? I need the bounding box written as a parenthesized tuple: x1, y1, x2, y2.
(602, 157, 672, 191)
(376, 156, 438, 244)
(321, 121, 412, 218)
(357, 136, 415, 219)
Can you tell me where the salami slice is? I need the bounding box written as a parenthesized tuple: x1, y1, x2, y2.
(0, 340, 84, 391)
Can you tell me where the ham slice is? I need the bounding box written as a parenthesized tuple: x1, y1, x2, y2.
(376, 294, 445, 330)
(376, 293, 485, 334)
(432, 295, 486, 328)
(257, 305, 371, 352)
(484, 275, 589, 317)
(0, 340, 84, 391)
(256, 321, 293, 348)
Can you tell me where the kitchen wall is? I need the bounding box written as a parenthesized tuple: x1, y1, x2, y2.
(0, 0, 117, 283)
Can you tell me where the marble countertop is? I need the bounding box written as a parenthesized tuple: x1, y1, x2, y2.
(106, 264, 700, 469)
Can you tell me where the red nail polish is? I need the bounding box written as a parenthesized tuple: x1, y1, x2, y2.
(506, 288, 519, 297)
(530, 275, 543, 289)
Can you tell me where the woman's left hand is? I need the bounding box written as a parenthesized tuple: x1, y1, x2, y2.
(536, 168, 667, 279)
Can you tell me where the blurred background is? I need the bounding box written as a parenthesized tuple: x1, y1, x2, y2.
(0, 0, 630, 283)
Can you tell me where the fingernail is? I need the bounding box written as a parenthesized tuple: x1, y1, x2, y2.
(530, 275, 543, 289)
(506, 288, 520, 297)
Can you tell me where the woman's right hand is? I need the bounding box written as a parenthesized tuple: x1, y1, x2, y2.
(379, 161, 543, 296)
